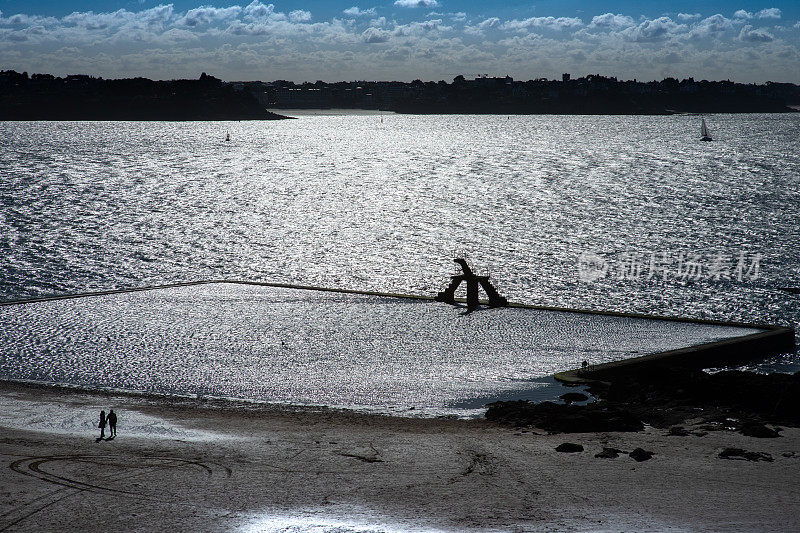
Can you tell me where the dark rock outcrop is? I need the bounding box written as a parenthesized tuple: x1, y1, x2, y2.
(487, 368, 800, 434)
(590, 368, 800, 429)
(739, 422, 781, 438)
(629, 448, 654, 462)
(485, 401, 644, 433)
(556, 442, 584, 453)
(595, 447, 622, 459)
(559, 392, 589, 404)
(719, 448, 774, 462)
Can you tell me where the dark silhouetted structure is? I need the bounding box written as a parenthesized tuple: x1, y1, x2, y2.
(435, 258, 508, 309)
(0, 71, 290, 121)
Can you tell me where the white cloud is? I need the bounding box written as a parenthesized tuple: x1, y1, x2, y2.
(362, 27, 389, 43)
(393, 0, 438, 8)
(502, 16, 583, 32)
(691, 14, 733, 37)
(0, 3, 797, 83)
(243, 1, 275, 21)
(756, 8, 781, 19)
(393, 19, 449, 37)
(178, 6, 241, 27)
(734, 10, 752, 20)
(288, 10, 311, 23)
(620, 17, 683, 42)
(2, 13, 59, 26)
(739, 24, 774, 42)
(589, 13, 635, 29)
(140, 5, 175, 27)
(343, 7, 376, 17)
(478, 17, 500, 30)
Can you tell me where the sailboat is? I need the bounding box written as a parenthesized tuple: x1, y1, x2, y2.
(700, 117, 712, 141)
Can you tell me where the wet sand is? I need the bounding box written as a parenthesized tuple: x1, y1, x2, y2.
(1, 381, 799, 532)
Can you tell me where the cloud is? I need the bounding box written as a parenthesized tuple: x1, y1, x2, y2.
(659, 50, 682, 63)
(590, 13, 635, 29)
(0, 3, 797, 83)
(2, 13, 59, 26)
(178, 6, 241, 27)
(343, 7, 376, 17)
(739, 24, 774, 42)
(140, 5, 175, 27)
(288, 10, 311, 23)
(393, 0, 438, 8)
(362, 27, 389, 43)
(734, 10, 752, 20)
(393, 19, 449, 37)
(569, 49, 586, 61)
(502, 16, 583, 32)
(478, 17, 500, 30)
(691, 14, 733, 37)
(756, 8, 781, 19)
(620, 17, 683, 42)
(243, 1, 275, 21)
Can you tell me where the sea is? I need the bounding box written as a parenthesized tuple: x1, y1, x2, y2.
(1, 112, 798, 415)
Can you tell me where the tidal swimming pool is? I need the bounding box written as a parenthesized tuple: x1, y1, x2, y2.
(0, 282, 764, 417)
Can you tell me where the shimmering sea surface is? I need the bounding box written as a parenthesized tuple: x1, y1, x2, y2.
(1, 113, 798, 410)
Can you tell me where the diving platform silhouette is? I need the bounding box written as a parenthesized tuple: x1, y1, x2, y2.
(434, 258, 508, 308)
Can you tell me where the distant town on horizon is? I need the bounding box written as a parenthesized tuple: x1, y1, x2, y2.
(2, 69, 799, 119)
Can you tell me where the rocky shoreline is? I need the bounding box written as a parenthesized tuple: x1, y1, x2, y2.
(486, 367, 800, 438)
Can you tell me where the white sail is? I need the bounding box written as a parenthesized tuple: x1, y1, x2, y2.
(700, 118, 712, 140)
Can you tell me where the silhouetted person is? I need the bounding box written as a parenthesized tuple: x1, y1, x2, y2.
(97, 410, 106, 442)
(107, 409, 117, 439)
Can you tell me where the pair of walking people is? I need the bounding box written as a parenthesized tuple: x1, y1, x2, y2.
(98, 409, 117, 441)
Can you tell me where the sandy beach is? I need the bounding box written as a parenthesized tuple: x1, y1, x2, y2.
(1, 381, 798, 532)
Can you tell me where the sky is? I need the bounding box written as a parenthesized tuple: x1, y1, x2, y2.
(0, 1, 798, 83)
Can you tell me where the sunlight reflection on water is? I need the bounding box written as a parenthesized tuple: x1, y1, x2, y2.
(0, 114, 798, 372)
(0, 283, 763, 416)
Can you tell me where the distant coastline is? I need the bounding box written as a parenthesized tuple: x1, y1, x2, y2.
(0, 71, 290, 121)
(2, 70, 798, 119)
(256, 74, 799, 115)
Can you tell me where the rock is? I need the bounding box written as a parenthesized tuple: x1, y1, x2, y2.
(559, 392, 589, 404)
(595, 447, 622, 459)
(629, 448, 654, 462)
(739, 422, 781, 438)
(719, 448, 774, 462)
(595, 368, 800, 428)
(555, 442, 584, 453)
(666, 426, 690, 436)
(485, 401, 643, 433)
(487, 369, 800, 435)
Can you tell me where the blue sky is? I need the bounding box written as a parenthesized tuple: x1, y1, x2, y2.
(1, 2, 798, 82)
